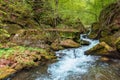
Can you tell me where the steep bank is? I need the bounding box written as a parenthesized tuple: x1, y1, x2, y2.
(86, 1, 120, 59)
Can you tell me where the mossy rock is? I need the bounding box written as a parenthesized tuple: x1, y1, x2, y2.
(100, 31, 120, 52)
(85, 42, 120, 58)
(0, 67, 16, 79)
(88, 33, 98, 39)
(88, 22, 101, 39)
(101, 29, 112, 37)
(60, 39, 80, 48)
(0, 29, 10, 43)
(100, 36, 116, 47)
(51, 41, 64, 51)
(1, 24, 22, 34)
(81, 40, 90, 45)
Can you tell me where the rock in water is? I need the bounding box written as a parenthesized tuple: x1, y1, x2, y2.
(99, 57, 110, 62)
(81, 40, 90, 45)
(85, 42, 120, 59)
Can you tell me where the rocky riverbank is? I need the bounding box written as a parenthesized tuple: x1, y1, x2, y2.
(86, 1, 120, 60)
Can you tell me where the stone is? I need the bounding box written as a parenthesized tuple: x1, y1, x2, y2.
(51, 40, 64, 51)
(81, 40, 90, 45)
(99, 57, 110, 62)
(60, 39, 80, 48)
(85, 42, 118, 58)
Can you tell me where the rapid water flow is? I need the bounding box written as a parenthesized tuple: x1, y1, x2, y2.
(36, 34, 99, 80)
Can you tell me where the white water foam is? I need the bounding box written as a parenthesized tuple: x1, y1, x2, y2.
(36, 34, 99, 80)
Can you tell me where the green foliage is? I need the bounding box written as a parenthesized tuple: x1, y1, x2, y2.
(0, 48, 15, 58)
(49, 0, 117, 25)
(0, 0, 117, 27)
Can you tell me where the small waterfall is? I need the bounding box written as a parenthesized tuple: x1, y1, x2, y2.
(36, 34, 99, 80)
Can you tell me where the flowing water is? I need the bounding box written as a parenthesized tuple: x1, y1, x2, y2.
(10, 34, 120, 80)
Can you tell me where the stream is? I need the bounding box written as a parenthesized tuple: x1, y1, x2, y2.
(9, 34, 120, 80)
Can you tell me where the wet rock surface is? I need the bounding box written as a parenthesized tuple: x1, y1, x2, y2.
(82, 61, 120, 80)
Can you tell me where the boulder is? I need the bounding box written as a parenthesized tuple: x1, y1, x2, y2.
(85, 42, 120, 59)
(81, 40, 90, 45)
(60, 39, 80, 48)
(99, 57, 110, 62)
(100, 36, 116, 47)
(51, 39, 64, 51)
(1, 24, 22, 35)
(100, 31, 120, 47)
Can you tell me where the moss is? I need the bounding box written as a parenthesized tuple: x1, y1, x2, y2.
(0, 48, 15, 58)
(88, 33, 98, 39)
(115, 37, 120, 52)
(88, 22, 101, 39)
(0, 67, 16, 79)
(101, 29, 112, 37)
(100, 36, 116, 47)
(0, 29, 10, 43)
(51, 41, 64, 51)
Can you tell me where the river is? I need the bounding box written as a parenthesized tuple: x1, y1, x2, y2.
(9, 34, 120, 80)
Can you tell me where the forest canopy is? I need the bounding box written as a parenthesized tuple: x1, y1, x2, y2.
(48, 0, 117, 25)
